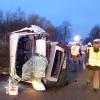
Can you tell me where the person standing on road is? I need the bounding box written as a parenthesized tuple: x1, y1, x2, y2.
(86, 39, 100, 91)
(71, 43, 81, 72)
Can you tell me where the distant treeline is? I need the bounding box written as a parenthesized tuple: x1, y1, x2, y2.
(0, 8, 71, 43)
(83, 25, 100, 44)
(0, 8, 100, 44)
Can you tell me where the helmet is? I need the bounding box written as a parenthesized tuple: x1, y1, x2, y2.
(93, 39, 100, 44)
(88, 42, 92, 47)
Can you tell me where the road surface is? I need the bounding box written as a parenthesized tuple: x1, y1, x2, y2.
(0, 59, 100, 100)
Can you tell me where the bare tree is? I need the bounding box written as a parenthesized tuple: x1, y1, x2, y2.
(55, 21, 71, 43)
(28, 14, 56, 40)
(0, 10, 4, 38)
(83, 25, 100, 44)
(3, 8, 27, 33)
(89, 25, 100, 40)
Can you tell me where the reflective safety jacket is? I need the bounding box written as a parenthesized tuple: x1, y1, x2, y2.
(71, 45, 80, 56)
(88, 47, 100, 67)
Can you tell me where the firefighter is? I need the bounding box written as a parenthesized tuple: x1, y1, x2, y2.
(86, 39, 100, 91)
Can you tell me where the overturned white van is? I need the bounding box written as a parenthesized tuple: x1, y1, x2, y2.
(9, 25, 68, 94)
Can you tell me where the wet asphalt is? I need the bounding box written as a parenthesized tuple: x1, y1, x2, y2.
(0, 59, 100, 100)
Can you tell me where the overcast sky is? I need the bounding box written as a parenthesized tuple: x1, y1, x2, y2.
(0, 0, 100, 39)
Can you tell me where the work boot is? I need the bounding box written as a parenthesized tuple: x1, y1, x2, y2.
(32, 78, 46, 91)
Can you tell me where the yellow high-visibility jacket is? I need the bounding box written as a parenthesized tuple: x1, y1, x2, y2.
(88, 47, 100, 67)
(71, 45, 80, 56)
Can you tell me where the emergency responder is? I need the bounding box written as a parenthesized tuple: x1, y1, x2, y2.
(71, 43, 81, 72)
(86, 42, 92, 85)
(86, 39, 100, 91)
